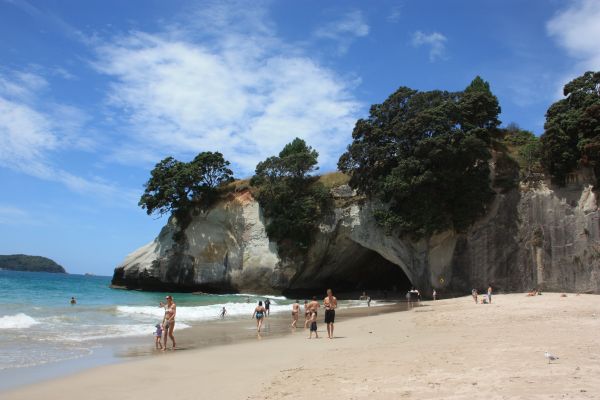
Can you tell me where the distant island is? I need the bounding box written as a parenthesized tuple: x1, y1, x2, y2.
(0, 254, 66, 273)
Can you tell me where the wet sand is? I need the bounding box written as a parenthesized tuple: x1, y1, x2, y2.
(0, 302, 404, 391)
(5, 293, 599, 399)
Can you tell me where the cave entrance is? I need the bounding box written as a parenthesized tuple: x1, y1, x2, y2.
(319, 243, 413, 295)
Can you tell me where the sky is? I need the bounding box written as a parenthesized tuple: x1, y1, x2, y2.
(1, 0, 599, 275)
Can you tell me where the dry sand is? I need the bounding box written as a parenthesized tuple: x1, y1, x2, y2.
(4, 293, 600, 399)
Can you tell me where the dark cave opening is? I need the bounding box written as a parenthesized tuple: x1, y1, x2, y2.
(286, 242, 413, 298)
(323, 245, 413, 294)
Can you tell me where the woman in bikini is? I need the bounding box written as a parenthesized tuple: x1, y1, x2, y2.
(291, 300, 300, 328)
(252, 301, 266, 332)
(162, 295, 177, 351)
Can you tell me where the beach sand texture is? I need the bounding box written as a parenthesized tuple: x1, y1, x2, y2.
(4, 293, 599, 399)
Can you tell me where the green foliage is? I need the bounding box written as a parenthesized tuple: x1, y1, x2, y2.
(251, 138, 331, 252)
(0, 254, 66, 273)
(339, 77, 499, 238)
(139, 152, 234, 218)
(501, 123, 542, 175)
(540, 71, 600, 184)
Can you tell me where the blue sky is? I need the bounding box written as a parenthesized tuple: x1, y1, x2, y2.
(1, 0, 599, 275)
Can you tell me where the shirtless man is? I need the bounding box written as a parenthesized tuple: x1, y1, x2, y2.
(323, 289, 337, 339)
(308, 296, 320, 321)
(303, 300, 311, 329)
(487, 285, 493, 304)
(163, 295, 177, 350)
(291, 300, 300, 328)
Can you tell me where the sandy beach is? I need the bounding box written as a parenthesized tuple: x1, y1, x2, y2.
(4, 293, 600, 399)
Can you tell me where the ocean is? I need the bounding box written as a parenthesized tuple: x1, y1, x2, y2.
(0, 270, 294, 371)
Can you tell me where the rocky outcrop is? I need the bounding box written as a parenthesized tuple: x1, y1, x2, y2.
(112, 180, 600, 295)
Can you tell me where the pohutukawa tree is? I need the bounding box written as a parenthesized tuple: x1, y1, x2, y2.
(139, 151, 234, 218)
(251, 138, 331, 252)
(338, 77, 500, 238)
(540, 71, 600, 184)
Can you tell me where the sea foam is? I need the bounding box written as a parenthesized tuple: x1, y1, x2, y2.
(0, 313, 40, 329)
(117, 302, 290, 322)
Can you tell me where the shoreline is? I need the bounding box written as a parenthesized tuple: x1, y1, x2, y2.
(0, 301, 404, 392)
(4, 293, 600, 399)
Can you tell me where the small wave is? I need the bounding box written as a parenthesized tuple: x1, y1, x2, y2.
(0, 313, 40, 329)
(64, 322, 191, 342)
(117, 302, 291, 322)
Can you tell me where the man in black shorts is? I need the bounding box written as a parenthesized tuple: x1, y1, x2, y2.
(323, 289, 337, 339)
(264, 298, 271, 317)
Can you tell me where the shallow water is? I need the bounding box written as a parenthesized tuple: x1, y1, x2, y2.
(0, 270, 377, 372)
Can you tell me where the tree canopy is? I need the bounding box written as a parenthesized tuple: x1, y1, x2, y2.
(540, 71, 600, 184)
(139, 152, 234, 217)
(251, 138, 331, 252)
(338, 76, 499, 238)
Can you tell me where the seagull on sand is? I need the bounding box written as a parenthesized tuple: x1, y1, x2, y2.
(544, 351, 559, 364)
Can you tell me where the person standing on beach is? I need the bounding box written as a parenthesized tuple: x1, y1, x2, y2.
(220, 306, 227, 319)
(163, 295, 177, 351)
(472, 289, 478, 304)
(323, 289, 337, 339)
(487, 285, 493, 304)
(308, 308, 319, 339)
(433, 289, 437, 301)
(291, 300, 300, 328)
(252, 301, 266, 332)
(264, 298, 271, 317)
(303, 300, 310, 329)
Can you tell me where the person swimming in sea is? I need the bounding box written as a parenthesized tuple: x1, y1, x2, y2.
(252, 301, 266, 332)
(70, 297, 76, 305)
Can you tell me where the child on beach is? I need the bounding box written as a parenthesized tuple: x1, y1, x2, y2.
(308, 310, 318, 339)
(154, 324, 163, 349)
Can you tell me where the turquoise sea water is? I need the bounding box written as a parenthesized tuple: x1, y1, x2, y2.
(0, 270, 290, 370)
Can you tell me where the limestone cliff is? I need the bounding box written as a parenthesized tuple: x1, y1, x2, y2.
(112, 180, 600, 295)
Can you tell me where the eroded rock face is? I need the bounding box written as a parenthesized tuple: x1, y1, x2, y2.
(112, 183, 600, 295)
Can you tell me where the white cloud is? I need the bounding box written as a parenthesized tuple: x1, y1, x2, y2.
(93, 7, 362, 175)
(314, 10, 370, 54)
(547, 0, 600, 93)
(411, 31, 447, 62)
(0, 69, 127, 199)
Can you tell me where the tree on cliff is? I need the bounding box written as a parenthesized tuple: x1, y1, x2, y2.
(540, 71, 600, 184)
(251, 138, 331, 252)
(139, 152, 234, 217)
(338, 77, 499, 238)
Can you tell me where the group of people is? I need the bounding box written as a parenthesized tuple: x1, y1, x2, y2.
(153, 295, 177, 351)
(471, 285, 493, 304)
(252, 289, 338, 339)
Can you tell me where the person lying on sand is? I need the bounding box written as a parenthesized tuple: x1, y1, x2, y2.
(526, 289, 538, 297)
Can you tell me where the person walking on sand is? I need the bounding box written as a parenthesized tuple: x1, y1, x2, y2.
(308, 308, 319, 339)
(154, 324, 163, 349)
(324, 289, 337, 339)
(487, 285, 493, 304)
(472, 288, 478, 304)
(291, 300, 300, 328)
(264, 298, 271, 317)
(162, 295, 177, 351)
(220, 306, 227, 319)
(252, 301, 266, 332)
(303, 300, 311, 329)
